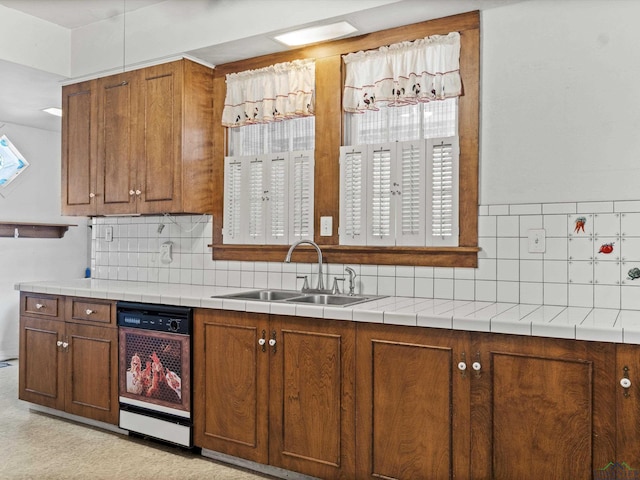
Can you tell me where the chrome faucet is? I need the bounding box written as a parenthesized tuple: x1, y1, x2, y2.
(285, 240, 326, 292)
(345, 267, 357, 295)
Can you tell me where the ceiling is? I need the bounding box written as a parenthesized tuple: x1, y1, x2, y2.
(0, 0, 166, 29)
(0, 0, 523, 133)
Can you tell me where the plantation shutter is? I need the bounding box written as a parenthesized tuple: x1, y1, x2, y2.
(266, 155, 288, 244)
(367, 145, 394, 246)
(247, 156, 265, 244)
(339, 146, 366, 245)
(290, 151, 314, 241)
(222, 157, 244, 244)
(428, 136, 459, 246)
(396, 141, 426, 246)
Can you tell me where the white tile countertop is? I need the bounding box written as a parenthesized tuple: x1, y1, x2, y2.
(15, 278, 640, 345)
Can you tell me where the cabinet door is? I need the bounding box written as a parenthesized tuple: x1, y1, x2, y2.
(193, 309, 270, 464)
(136, 61, 183, 214)
(356, 322, 470, 480)
(616, 344, 640, 471)
(96, 71, 139, 215)
(61, 80, 98, 216)
(64, 323, 119, 424)
(471, 333, 616, 479)
(269, 316, 355, 480)
(19, 316, 65, 410)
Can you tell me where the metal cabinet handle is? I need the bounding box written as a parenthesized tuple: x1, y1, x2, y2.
(85, 309, 94, 315)
(35, 303, 44, 310)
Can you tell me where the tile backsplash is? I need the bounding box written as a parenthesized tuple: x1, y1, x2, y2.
(91, 200, 640, 310)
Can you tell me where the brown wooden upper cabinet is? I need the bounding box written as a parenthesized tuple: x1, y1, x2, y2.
(62, 58, 214, 216)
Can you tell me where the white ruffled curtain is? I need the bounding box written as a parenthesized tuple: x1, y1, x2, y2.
(343, 32, 461, 113)
(222, 59, 315, 127)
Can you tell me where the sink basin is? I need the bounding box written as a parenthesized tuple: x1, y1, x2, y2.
(220, 289, 304, 301)
(214, 289, 383, 307)
(286, 294, 372, 306)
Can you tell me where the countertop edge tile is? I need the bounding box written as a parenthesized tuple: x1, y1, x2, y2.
(453, 317, 491, 332)
(416, 315, 453, 329)
(384, 312, 417, 326)
(623, 328, 640, 344)
(13, 279, 640, 344)
(575, 325, 623, 343)
(531, 323, 576, 340)
(246, 300, 270, 314)
(295, 304, 325, 318)
(324, 307, 353, 321)
(269, 302, 297, 316)
(491, 319, 532, 336)
(353, 309, 384, 323)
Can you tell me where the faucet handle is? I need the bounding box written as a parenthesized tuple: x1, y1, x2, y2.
(296, 275, 309, 291)
(332, 277, 345, 294)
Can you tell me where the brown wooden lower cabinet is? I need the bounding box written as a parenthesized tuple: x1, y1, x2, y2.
(194, 315, 639, 480)
(470, 332, 617, 480)
(615, 343, 640, 473)
(357, 324, 628, 480)
(19, 294, 119, 425)
(193, 309, 356, 480)
(356, 322, 471, 480)
(17, 294, 640, 478)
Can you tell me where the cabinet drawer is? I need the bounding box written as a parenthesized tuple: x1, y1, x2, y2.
(21, 293, 62, 319)
(67, 298, 115, 326)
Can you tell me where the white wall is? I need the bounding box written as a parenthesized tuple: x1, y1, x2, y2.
(481, 0, 640, 205)
(0, 123, 88, 360)
(0, 4, 70, 76)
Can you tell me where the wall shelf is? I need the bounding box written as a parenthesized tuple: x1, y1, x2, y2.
(0, 222, 77, 239)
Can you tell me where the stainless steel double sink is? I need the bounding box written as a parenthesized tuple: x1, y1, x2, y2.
(214, 289, 382, 307)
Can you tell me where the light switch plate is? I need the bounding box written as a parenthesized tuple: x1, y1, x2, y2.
(320, 216, 333, 236)
(528, 229, 546, 253)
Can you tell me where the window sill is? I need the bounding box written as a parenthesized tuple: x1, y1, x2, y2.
(211, 244, 479, 268)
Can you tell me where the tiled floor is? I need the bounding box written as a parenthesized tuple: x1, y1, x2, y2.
(0, 360, 274, 480)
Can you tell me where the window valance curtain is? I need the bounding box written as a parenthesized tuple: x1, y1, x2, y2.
(222, 58, 315, 127)
(342, 32, 461, 113)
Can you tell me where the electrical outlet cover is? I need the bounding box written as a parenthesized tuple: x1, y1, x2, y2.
(160, 241, 173, 264)
(528, 229, 546, 253)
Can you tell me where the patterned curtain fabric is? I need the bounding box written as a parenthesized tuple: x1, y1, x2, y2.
(222, 59, 315, 127)
(342, 32, 461, 113)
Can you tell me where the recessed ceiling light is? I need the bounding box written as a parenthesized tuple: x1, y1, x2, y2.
(274, 21, 357, 47)
(42, 107, 62, 117)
